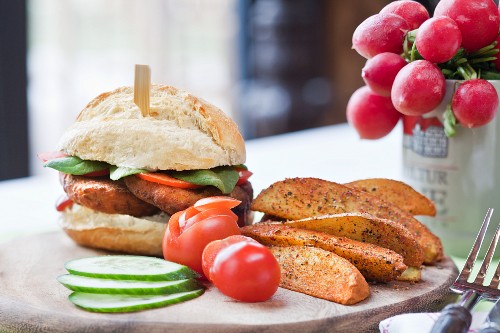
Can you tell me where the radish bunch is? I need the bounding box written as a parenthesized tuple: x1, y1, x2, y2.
(348, 0, 500, 139)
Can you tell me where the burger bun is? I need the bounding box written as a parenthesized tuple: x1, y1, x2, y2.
(60, 204, 167, 256)
(58, 85, 246, 171)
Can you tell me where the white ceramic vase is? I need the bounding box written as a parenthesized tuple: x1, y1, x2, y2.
(402, 80, 500, 258)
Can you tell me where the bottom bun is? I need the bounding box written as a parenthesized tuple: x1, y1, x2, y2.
(60, 204, 168, 256)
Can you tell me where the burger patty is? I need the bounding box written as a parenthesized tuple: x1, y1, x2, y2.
(62, 174, 160, 217)
(124, 175, 253, 226)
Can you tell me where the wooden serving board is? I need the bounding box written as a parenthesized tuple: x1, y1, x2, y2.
(0, 232, 458, 333)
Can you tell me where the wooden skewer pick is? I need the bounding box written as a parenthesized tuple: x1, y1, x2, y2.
(134, 64, 151, 117)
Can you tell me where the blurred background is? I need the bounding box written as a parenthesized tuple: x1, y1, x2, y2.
(0, 0, 437, 180)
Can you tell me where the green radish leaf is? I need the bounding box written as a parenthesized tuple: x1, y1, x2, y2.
(443, 104, 457, 138)
(171, 167, 239, 194)
(44, 156, 109, 175)
(110, 166, 147, 180)
(480, 70, 500, 80)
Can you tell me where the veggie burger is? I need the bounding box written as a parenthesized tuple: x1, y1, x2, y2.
(41, 85, 253, 256)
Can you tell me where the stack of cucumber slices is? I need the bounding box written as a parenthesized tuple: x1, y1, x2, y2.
(57, 255, 205, 313)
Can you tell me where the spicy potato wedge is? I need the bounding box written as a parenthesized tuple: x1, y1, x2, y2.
(273, 213, 424, 267)
(269, 245, 370, 305)
(252, 177, 443, 264)
(345, 178, 436, 217)
(241, 223, 407, 282)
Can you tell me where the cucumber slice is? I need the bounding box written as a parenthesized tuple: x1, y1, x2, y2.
(65, 256, 199, 281)
(68, 289, 204, 313)
(57, 274, 202, 295)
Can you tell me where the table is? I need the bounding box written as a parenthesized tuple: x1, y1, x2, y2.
(0, 123, 403, 242)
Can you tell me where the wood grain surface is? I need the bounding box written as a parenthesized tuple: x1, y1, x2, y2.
(0, 232, 458, 333)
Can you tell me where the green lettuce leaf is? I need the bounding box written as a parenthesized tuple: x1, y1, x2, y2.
(44, 156, 109, 175)
(170, 167, 239, 194)
(109, 166, 148, 180)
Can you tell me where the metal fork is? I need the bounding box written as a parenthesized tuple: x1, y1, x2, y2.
(431, 208, 500, 333)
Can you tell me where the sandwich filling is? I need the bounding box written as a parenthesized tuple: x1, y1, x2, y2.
(42, 152, 253, 226)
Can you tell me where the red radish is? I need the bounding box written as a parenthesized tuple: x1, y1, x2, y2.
(380, 0, 430, 29)
(362, 52, 407, 97)
(352, 13, 409, 59)
(452, 79, 498, 128)
(434, 0, 500, 52)
(416, 16, 461, 64)
(391, 60, 446, 116)
(346, 86, 401, 139)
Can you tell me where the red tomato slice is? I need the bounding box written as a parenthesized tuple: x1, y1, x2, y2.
(81, 169, 110, 177)
(211, 241, 281, 302)
(137, 173, 203, 189)
(163, 211, 240, 276)
(178, 206, 201, 231)
(166, 210, 183, 239)
(202, 235, 257, 281)
(55, 194, 74, 212)
(37, 151, 68, 163)
(194, 196, 241, 211)
(181, 207, 238, 233)
(236, 170, 253, 185)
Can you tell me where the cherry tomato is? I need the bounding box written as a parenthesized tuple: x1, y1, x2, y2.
(211, 241, 281, 302)
(163, 210, 241, 276)
(236, 169, 253, 185)
(55, 194, 74, 212)
(137, 173, 203, 189)
(177, 206, 202, 231)
(194, 196, 241, 211)
(202, 235, 257, 281)
(37, 151, 68, 163)
(180, 207, 238, 233)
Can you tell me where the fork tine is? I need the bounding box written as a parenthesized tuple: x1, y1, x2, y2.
(489, 258, 500, 289)
(474, 221, 500, 285)
(458, 208, 495, 281)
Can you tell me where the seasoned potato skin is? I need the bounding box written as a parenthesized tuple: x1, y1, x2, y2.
(252, 177, 443, 264)
(345, 178, 436, 217)
(63, 174, 159, 217)
(277, 213, 424, 267)
(241, 223, 407, 282)
(270, 246, 370, 305)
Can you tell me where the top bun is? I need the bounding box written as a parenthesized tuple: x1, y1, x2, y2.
(58, 85, 246, 171)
